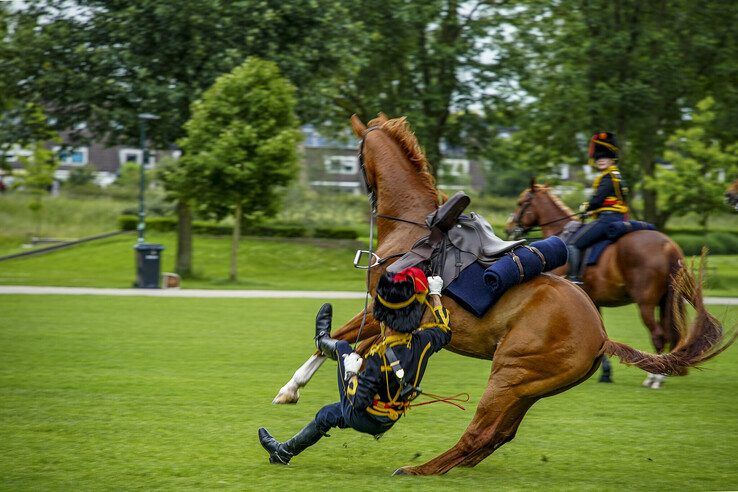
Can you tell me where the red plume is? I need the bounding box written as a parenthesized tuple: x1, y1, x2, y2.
(393, 267, 428, 293)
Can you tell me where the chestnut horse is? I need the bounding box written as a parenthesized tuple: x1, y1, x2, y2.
(506, 183, 686, 388)
(272, 115, 731, 475)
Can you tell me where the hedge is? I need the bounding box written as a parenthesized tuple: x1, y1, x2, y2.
(118, 215, 355, 240)
(670, 232, 738, 255)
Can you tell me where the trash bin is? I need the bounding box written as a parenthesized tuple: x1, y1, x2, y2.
(134, 243, 165, 288)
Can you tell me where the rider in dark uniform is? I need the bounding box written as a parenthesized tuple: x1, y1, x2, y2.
(258, 267, 451, 465)
(567, 131, 629, 284)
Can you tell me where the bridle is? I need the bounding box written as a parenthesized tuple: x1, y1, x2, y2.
(351, 125, 430, 348)
(509, 190, 581, 240)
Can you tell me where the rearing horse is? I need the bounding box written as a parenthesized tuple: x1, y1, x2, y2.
(272, 115, 731, 475)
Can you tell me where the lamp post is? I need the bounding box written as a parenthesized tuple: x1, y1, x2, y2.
(137, 113, 160, 243)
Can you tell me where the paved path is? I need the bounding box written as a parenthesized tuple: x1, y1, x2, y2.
(0, 285, 366, 299)
(0, 285, 737, 305)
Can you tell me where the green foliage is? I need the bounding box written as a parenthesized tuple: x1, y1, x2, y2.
(490, 1, 738, 224)
(670, 232, 738, 256)
(180, 58, 301, 221)
(313, 226, 359, 240)
(645, 98, 737, 228)
(4, 1, 355, 147)
(66, 165, 97, 187)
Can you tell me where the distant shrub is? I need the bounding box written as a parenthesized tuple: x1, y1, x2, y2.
(248, 223, 307, 238)
(670, 232, 738, 255)
(192, 221, 232, 236)
(146, 217, 177, 232)
(118, 214, 137, 231)
(313, 226, 359, 240)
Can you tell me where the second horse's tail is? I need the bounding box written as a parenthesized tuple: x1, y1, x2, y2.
(603, 253, 735, 376)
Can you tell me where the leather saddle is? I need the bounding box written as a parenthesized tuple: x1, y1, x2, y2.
(387, 192, 525, 283)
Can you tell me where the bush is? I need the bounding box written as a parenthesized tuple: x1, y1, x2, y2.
(146, 217, 177, 232)
(192, 221, 233, 236)
(670, 232, 738, 255)
(118, 214, 137, 231)
(313, 226, 359, 240)
(248, 223, 307, 238)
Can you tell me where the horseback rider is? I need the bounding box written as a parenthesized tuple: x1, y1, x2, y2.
(258, 267, 451, 465)
(567, 131, 629, 284)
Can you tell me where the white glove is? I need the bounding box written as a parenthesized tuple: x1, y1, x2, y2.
(578, 202, 588, 213)
(428, 276, 444, 296)
(342, 352, 363, 376)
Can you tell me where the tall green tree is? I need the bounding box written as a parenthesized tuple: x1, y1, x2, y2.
(179, 58, 301, 282)
(5, 0, 356, 273)
(646, 98, 738, 229)
(489, 0, 738, 225)
(321, 0, 507, 176)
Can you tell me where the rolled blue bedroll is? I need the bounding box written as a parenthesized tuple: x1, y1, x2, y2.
(482, 236, 568, 295)
(606, 220, 655, 241)
(445, 236, 568, 317)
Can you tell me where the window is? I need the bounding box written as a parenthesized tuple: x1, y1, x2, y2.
(118, 149, 156, 168)
(119, 148, 143, 165)
(324, 155, 357, 175)
(55, 146, 89, 166)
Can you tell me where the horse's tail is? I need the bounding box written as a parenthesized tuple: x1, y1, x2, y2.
(603, 251, 736, 376)
(659, 244, 687, 351)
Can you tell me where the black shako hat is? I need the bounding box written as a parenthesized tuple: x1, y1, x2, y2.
(588, 131, 620, 161)
(372, 267, 429, 333)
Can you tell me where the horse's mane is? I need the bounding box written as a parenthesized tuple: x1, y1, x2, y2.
(368, 116, 437, 195)
(525, 184, 575, 215)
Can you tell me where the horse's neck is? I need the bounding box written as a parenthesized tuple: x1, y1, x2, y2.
(538, 194, 577, 237)
(375, 176, 436, 245)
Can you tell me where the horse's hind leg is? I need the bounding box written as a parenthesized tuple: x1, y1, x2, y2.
(395, 299, 603, 475)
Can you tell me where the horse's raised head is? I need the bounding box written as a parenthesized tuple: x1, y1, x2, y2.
(350, 114, 367, 138)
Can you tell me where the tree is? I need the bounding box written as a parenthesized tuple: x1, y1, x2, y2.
(5, 0, 356, 273)
(17, 142, 59, 236)
(488, 0, 738, 224)
(319, 0, 507, 177)
(179, 58, 301, 281)
(646, 98, 738, 229)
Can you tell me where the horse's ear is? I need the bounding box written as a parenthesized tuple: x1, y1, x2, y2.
(530, 176, 536, 191)
(350, 114, 367, 138)
(377, 112, 389, 123)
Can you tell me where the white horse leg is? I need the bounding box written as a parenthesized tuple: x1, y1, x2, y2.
(272, 354, 327, 404)
(642, 372, 656, 388)
(649, 374, 666, 390)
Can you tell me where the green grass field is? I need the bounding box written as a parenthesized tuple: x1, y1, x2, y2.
(1, 231, 737, 296)
(1, 296, 736, 490)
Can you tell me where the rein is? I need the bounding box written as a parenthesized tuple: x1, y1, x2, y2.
(352, 126, 430, 348)
(510, 191, 581, 238)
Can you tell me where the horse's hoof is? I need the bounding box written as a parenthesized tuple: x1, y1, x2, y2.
(598, 376, 613, 383)
(392, 466, 416, 476)
(272, 388, 300, 404)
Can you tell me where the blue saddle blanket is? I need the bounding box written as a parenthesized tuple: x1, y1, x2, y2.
(586, 221, 656, 265)
(606, 220, 655, 240)
(444, 236, 568, 317)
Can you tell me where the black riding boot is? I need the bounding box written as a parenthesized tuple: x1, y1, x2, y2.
(258, 420, 325, 465)
(314, 303, 339, 360)
(566, 245, 583, 285)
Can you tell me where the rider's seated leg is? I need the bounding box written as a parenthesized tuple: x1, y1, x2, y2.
(566, 245, 583, 285)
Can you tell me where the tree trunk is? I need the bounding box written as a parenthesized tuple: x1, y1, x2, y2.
(230, 201, 242, 282)
(175, 199, 193, 277)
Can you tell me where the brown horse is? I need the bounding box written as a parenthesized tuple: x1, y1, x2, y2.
(506, 183, 688, 387)
(272, 114, 731, 475)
